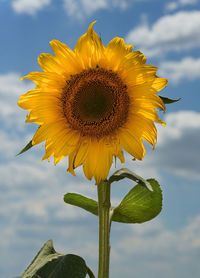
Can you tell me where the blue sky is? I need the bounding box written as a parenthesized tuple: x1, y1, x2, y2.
(0, 0, 200, 277)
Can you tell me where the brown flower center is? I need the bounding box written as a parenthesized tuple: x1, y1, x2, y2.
(62, 68, 129, 138)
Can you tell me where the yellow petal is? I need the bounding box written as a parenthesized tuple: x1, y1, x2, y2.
(50, 40, 82, 74)
(107, 37, 133, 56)
(126, 114, 157, 147)
(83, 139, 113, 184)
(122, 65, 158, 86)
(119, 129, 145, 160)
(42, 139, 54, 160)
(25, 109, 62, 125)
(67, 141, 89, 176)
(105, 37, 133, 71)
(152, 77, 168, 92)
(130, 93, 166, 112)
(21, 72, 66, 89)
(68, 139, 124, 182)
(53, 130, 80, 163)
(22, 101, 63, 124)
(112, 142, 125, 164)
(38, 53, 68, 76)
(18, 89, 62, 112)
(119, 51, 147, 71)
(74, 21, 105, 68)
(37, 124, 79, 162)
(32, 121, 66, 145)
(132, 107, 165, 125)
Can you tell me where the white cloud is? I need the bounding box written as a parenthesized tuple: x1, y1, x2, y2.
(0, 72, 34, 130)
(159, 57, 200, 84)
(63, 0, 130, 19)
(111, 215, 200, 278)
(0, 72, 32, 96)
(126, 11, 200, 57)
(165, 1, 178, 11)
(12, 0, 51, 15)
(11, 0, 130, 18)
(180, 0, 198, 3)
(165, 0, 198, 12)
(122, 110, 200, 182)
(63, 0, 107, 18)
(158, 110, 200, 145)
(149, 111, 200, 180)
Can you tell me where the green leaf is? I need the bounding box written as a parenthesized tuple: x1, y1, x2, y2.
(20, 239, 89, 278)
(109, 168, 153, 191)
(159, 96, 181, 104)
(35, 254, 87, 278)
(64, 193, 98, 216)
(17, 140, 33, 156)
(112, 179, 162, 223)
(64, 179, 162, 224)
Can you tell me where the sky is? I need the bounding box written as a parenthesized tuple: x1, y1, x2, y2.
(0, 0, 200, 277)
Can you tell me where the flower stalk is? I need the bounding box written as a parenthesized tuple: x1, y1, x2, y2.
(97, 180, 111, 278)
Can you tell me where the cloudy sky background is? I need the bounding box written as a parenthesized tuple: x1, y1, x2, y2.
(0, 0, 200, 277)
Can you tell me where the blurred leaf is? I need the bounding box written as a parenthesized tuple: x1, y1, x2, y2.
(21, 239, 90, 278)
(21, 239, 62, 278)
(17, 140, 33, 156)
(109, 168, 153, 191)
(87, 266, 96, 278)
(64, 193, 98, 216)
(159, 96, 181, 104)
(112, 179, 162, 223)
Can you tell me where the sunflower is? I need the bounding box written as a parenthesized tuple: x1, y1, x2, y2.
(18, 22, 167, 184)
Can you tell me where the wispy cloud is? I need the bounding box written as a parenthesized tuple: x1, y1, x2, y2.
(147, 111, 200, 181)
(12, 0, 51, 16)
(159, 57, 200, 84)
(126, 11, 200, 57)
(63, 0, 129, 19)
(123, 110, 200, 182)
(116, 216, 200, 255)
(111, 215, 200, 277)
(165, 0, 198, 12)
(10, 0, 133, 18)
(0, 72, 34, 130)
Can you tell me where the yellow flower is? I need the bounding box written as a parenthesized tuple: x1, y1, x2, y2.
(18, 22, 167, 184)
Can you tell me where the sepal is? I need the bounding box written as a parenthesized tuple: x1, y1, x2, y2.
(159, 96, 181, 104)
(17, 140, 33, 156)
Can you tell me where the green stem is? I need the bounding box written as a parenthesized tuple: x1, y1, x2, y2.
(97, 180, 111, 278)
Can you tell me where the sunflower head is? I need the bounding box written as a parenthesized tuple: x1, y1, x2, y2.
(18, 22, 167, 184)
